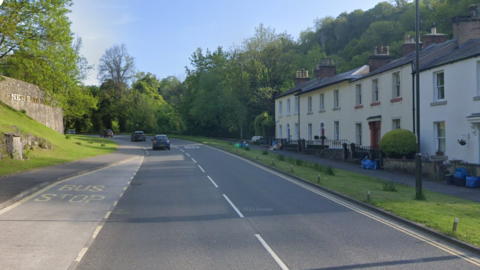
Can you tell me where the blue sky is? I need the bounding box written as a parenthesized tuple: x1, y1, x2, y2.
(69, 0, 391, 85)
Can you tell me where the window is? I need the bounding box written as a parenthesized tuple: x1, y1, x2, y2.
(355, 123, 362, 145)
(392, 119, 401, 130)
(294, 96, 299, 114)
(278, 101, 282, 117)
(333, 89, 339, 109)
(308, 124, 312, 141)
(435, 122, 445, 152)
(319, 93, 325, 111)
(294, 123, 299, 140)
(372, 79, 379, 102)
(334, 121, 340, 141)
(355, 84, 362, 106)
(286, 99, 291, 115)
(279, 124, 283, 138)
(392, 72, 401, 98)
(307, 96, 312, 113)
(435, 72, 445, 100)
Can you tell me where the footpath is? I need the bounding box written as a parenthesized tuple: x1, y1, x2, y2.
(248, 144, 480, 204)
(0, 140, 144, 209)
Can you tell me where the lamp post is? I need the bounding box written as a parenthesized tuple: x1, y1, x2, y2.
(238, 63, 244, 141)
(415, 0, 423, 199)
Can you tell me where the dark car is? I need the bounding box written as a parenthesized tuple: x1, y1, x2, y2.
(100, 129, 114, 137)
(131, 131, 146, 142)
(152, 135, 170, 150)
(67, 129, 75, 134)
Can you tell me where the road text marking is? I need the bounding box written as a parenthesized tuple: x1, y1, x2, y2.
(223, 194, 244, 218)
(255, 234, 289, 270)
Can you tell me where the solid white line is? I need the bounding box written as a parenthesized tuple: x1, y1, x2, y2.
(74, 247, 88, 262)
(255, 234, 289, 270)
(191, 158, 197, 163)
(207, 176, 218, 188)
(186, 153, 190, 157)
(92, 226, 102, 239)
(198, 165, 205, 173)
(223, 194, 244, 218)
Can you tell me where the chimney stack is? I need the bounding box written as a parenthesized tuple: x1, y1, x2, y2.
(294, 70, 309, 86)
(453, 4, 480, 46)
(369, 46, 393, 72)
(422, 25, 447, 49)
(314, 58, 336, 79)
(401, 35, 422, 57)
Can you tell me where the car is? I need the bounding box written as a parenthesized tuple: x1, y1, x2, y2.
(152, 135, 170, 150)
(100, 129, 114, 137)
(251, 135, 265, 144)
(67, 129, 75, 134)
(131, 131, 146, 142)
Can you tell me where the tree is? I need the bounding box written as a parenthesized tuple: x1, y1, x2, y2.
(97, 44, 136, 85)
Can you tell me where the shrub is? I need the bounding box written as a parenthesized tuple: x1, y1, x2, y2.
(75, 142, 82, 145)
(286, 156, 295, 163)
(295, 159, 304, 166)
(323, 166, 335, 175)
(65, 134, 71, 140)
(101, 143, 106, 147)
(20, 109, 27, 114)
(383, 182, 397, 192)
(379, 129, 416, 158)
(244, 145, 250, 151)
(276, 154, 285, 161)
(262, 150, 268, 155)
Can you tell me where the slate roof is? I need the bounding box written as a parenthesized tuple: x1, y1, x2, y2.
(274, 77, 322, 99)
(420, 38, 480, 71)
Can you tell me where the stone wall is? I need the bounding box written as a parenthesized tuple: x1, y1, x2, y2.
(383, 158, 446, 181)
(0, 76, 63, 133)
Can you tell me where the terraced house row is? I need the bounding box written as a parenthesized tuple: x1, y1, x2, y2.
(275, 4, 480, 164)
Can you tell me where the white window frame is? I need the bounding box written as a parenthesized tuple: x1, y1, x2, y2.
(392, 72, 401, 98)
(392, 118, 401, 130)
(278, 101, 283, 117)
(279, 124, 283, 139)
(372, 79, 379, 102)
(434, 71, 445, 101)
(334, 121, 340, 141)
(294, 123, 298, 140)
(286, 99, 291, 115)
(319, 93, 325, 111)
(307, 96, 312, 113)
(294, 96, 299, 114)
(355, 123, 362, 145)
(434, 121, 445, 152)
(308, 123, 312, 141)
(333, 89, 340, 109)
(355, 84, 362, 106)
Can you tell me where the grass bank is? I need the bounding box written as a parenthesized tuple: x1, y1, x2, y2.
(172, 135, 480, 248)
(0, 102, 117, 176)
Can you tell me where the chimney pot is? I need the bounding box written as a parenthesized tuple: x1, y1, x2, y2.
(386, 46, 390, 55)
(431, 27, 437, 34)
(373, 46, 377, 55)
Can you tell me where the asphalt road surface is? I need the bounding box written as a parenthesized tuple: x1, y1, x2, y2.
(1, 135, 479, 270)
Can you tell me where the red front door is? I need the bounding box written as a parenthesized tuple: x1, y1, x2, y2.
(369, 121, 381, 148)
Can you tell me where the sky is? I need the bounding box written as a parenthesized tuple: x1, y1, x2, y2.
(68, 0, 391, 85)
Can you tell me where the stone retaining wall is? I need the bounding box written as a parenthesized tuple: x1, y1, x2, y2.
(383, 158, 446, 181)
(0, 76, 63, 133)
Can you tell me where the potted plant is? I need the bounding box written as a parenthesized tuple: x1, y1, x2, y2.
(458, 139, 466, 146)
(320, 135, 326, 140)
(314, 135, 319, 141)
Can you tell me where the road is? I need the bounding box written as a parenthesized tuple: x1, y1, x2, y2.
(0, 135, 479, 269)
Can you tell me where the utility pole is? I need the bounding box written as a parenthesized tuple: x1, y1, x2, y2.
(238, 63, 244, 141)
(415, 0, 423, 199)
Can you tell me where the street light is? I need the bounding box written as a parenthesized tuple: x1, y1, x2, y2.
(238, 63, 244, 141)
(415, 0, 423, 199)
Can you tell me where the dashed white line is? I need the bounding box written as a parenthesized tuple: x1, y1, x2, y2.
(92, 226, 103, 239)
(113, 201, 118, 207)
(255, 234, 289, 270)
(104, 211, 111, 219)
(186, 153, 190, 157)
(74, 247, 88, 262)
(180, 149, 185, 152)
(223, 194, 244, 218)
(198, 165, 205, 173)
(207, 176, 218, 188)
(191, 158, 197, 163)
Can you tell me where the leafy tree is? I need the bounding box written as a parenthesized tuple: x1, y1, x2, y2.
(97, 44, 136, 85)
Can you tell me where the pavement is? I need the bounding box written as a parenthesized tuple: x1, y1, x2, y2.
(1, 137, 479, 208)
(247, 144, 480, 204)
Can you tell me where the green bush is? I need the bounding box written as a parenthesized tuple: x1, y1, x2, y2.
(244, 145, 250, 151)
(75, 142, 82, 145)
(323, 166, 335, 176)
(286, 156, 295, 163)
(379, 129, 416, 158)
(262, 150, 268, 155)
(276, 154, 285, 161)
(65, 134, 71, 140)
(383, 182, 397, 192)
(295, 159, 304, 166)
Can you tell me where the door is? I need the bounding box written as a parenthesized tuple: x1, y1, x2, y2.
(369, 121, 381, 148)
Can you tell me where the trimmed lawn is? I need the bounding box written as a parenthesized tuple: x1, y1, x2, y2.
(172, 135, 480, 248)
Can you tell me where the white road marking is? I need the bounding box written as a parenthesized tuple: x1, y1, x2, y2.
(180, 149, 185, 152)
(255, 234, 289, 270)
(123, 187, 127, 191)
(207, 176, 218, 188)
(113, 201, 117, 207)
(104, 211, 111, 219)
(120, 192, 124, 197)
(223, 194, 244, 218)
(92, 226, 103, 239)
(74, 247, 88, 262)
(198, 165, 205, 173)
(191, 158, 197, 163)
(186, 153, 190, 157)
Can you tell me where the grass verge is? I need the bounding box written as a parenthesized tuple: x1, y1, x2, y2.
(171, 135, 480, 248)
(0, 102, 117, 176)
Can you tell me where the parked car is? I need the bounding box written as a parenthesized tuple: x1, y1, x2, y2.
(152, 135, 170, 150)
(100, 129, 114, 137)
(131, 131, 146, 142)
(67, 129, 75, 134)
(251, 136, 265, 144)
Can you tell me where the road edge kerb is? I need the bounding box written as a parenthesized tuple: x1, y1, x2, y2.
(199, 142, 480, 256)
(0, 155, 141, 211)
